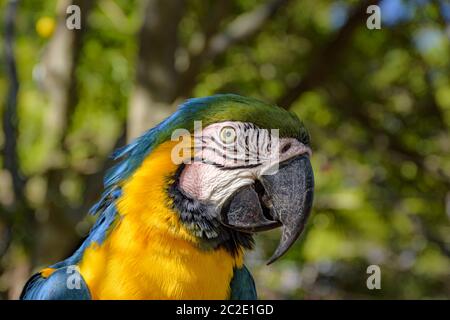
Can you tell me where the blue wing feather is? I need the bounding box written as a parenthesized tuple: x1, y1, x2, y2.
(20, 188, 121, 300)
(20, 266, 91, 300)
(229, 265, 257, 300)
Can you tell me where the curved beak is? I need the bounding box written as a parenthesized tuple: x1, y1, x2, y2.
(219, 155, 314, 264)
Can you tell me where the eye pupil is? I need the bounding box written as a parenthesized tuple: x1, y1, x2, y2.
(220, 127, 236, 144)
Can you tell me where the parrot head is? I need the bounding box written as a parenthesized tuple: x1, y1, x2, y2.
(105, 94, 314, 264)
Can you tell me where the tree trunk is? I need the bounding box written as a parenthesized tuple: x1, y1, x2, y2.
(127, 0, 186, 140)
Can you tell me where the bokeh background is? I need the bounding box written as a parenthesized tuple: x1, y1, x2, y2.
(0, 0, 449, 299)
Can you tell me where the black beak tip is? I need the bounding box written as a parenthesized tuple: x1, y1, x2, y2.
(266, 255, 279, 266)
(265, 222, 307, 265)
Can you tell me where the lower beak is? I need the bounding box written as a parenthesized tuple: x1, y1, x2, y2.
(219, 155, 314, 264)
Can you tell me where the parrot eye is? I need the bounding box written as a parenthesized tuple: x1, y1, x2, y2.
(219, 126, 237, 144)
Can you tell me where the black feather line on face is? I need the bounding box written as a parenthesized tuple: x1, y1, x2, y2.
(166, 165, 254, 256)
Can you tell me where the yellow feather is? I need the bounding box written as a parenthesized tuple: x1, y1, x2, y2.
(78, 141, 243, 299)
(40, 268, 56, 279)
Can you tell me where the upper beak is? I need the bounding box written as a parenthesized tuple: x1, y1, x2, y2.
(219, 155, 314, 264)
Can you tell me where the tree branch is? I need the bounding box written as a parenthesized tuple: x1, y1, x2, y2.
(277, 0, 381, 108)
(128, 0, 187, 139)
(325, 81, 450, 188)
(176, 0, 290, 98)
(2, 0, 35, 264)
(207, 0, 290, 59)
(409, 215, 450, 258)
(40, 0, 94, 153)
(2, 0, 25, 203)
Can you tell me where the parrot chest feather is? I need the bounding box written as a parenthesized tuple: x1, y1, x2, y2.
(78, 221, 240, 299)
(78, 141, 243, 299)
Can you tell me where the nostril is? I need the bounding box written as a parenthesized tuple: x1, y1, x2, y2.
(281, 143, 291, 154)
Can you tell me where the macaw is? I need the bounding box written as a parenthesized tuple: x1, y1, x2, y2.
(21, 94, 314, 300)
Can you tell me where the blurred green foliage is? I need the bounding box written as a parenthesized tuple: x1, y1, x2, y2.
(0, 0, 449, 299)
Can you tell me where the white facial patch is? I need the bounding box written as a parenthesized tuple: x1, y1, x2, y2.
(178, 121, 311, 206)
